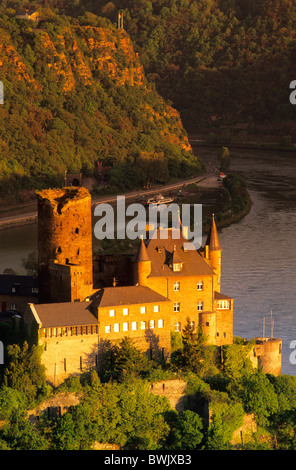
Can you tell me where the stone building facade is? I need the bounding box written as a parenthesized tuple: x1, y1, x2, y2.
(36, 187, 93, 303)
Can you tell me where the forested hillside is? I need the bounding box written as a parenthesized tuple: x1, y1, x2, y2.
(0, 6, 200, 201)
(84, 0, 296, 132)
(25, 0, 296, 133)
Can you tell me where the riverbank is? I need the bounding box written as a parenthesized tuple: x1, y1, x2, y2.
(0, 164, 251, 235)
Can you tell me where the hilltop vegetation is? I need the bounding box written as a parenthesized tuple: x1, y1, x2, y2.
(84, 0, 296, 133)
(2, 328, 296, 450)
(20, 0, 296, 134)
(0, 6, 200, 201)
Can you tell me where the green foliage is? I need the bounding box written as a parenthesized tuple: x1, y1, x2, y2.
(239, 370, 279, 427)
(1, 410, 49, 450)
(2, 341, 47, 407)
(171, 318, 219, 378)
(205, 392, 245, 450)
(0, 386, 28, 420)
(163, 409, 203, 450)
(100, 336, 155, 382)
(0, 11, 200, 201)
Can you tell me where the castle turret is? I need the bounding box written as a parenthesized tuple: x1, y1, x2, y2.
(205, 214, 222, 291)
(133, 238, 151, 286)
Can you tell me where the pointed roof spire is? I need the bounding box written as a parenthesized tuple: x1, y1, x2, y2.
(205, 214, 222, 251)
(134, 237, 150, 262)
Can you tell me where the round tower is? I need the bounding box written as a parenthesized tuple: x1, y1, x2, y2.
(199, 311, 217, 345)
(255, 338, 282, 376)
(37, 186, 93, 302)
(133, 238, 151, 286)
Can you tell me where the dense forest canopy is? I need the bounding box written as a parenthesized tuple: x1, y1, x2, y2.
(0, 2, 201, 200)
(1, 0, 296, 199)
(4, 0, 296, 131)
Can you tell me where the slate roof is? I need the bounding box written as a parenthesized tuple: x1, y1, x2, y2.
(91, 285, 170, 308)
(205, 214, 222, 251)
(214, 291, 233, 300)
(31, 301, 97, 328)
(144, 227, 215, 277)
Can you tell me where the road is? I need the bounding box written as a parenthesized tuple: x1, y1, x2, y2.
(0, 163, 219, 230)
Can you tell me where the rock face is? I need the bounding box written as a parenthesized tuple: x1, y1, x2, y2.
(37, 186, 93, 303)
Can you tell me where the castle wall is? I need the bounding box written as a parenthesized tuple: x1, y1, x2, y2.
(40, 330, 99, 386)
(97, 300, 172, 360)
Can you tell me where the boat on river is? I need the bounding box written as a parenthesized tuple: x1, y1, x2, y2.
(146, 194, 174, 206)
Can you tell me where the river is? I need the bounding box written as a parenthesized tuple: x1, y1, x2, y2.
(196, 145, 296, 376)
(0, 146, 296, 375)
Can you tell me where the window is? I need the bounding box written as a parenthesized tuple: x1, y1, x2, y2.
(123, 308, 129, 316)
(149, 320, 155, 329)
(197, 281, 203, 291)
(154, 305, 159, 312)
(217, 300, 230, 309)
(141, 321, 146, 330)
(206, 322, 209, 327)
(132, 322, 138, 331)
(123, 322, 129, 331)
(11, 287, 16, 293)
(173, 263, 182, 272)
(114, 323, 120, 332)
(32, 287, 39, 293)
(175, 322, 181, 332)
(10, 304, 16, 310)
(158, 319, 164, 328)
(174, 281, 180, 291)
(140, 306, 146, 314)
(197, 302, 203, 311)
(105, 325, 111, 334)
(174, 302, 180, 312)
(109, 309, 115, 317)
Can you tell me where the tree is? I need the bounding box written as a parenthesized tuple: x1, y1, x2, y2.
(21, 250, 38, 275)
(171, 318, 212, 376)
(240, 369, 279, 426)
(218, 147, 231, 173)
(101, 337, 153, 382)
(163, 409, 203, 450)
(1, 410, 49, 450)
(3, 342, 47, 406)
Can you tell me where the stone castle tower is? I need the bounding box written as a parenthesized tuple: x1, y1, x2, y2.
(37, 186, 93, 303)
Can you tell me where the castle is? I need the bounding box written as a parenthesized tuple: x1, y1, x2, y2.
(23, 186, 282, 385)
